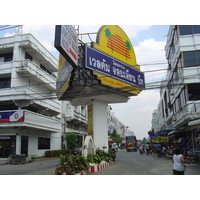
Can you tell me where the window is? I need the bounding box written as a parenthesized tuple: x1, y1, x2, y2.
(25, 52, 33, 61)
(179, 25, 200, 35)
(188, 84, 200, 100)
(40, 64, 52, 75)
(179, 25, 193, 35)
(193, 25, 200, 34)
(0, 77, 11, 89)
(38, 137, 50, 149)
(0, 53, 13, 62)
(182, 51, 200, 67)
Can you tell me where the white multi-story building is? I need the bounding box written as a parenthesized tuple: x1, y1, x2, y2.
(61, 101, 87, 148)
(0, 33, 61, 158)
(107, 105, 134, 138)
(152, 25, 200, 147)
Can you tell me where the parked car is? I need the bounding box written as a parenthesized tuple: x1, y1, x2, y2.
(72, 147, 82, 155)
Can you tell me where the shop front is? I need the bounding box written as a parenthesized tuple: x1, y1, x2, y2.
(0, 136, 16, 158)
(0, 135, 29, 158)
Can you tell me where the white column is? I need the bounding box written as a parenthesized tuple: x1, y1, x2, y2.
(88, 100, 108, 152)
(16, 134, 21, 154)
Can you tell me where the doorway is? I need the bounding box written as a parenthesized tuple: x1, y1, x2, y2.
(0, 136, 16, 158)
(21, 136, 28, 156)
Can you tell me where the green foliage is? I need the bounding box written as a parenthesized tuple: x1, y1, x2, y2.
(87, 148, 113, 164)
(65, 133, 78, 150)
(54, 148, 114, 175)
(110, 130, 122, 144)
(87, 154, 102, 164)
(44, 149, 72, 157)
(55, 154, 89, 175)
(142, 137, 147, 144)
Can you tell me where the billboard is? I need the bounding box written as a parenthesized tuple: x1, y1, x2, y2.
(91, 25, 145, 95)
(85, 46, 145, 88)
(56, 54, 73, 99)
(54, 25, 78, 67)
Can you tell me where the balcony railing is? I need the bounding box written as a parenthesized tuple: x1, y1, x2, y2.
(0, 110, 61, 132)
(15, 60, 56, 90)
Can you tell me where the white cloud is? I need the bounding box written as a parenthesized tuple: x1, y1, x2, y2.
(134, 38, 167, 84)
(120, 25, 151, 38)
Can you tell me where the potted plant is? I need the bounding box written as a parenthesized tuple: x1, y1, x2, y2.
(54, 154, 89, 175)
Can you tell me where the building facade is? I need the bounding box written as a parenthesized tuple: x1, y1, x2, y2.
(152, 25, 200, 148)
(107, 105, 135, 138)
(61, 101, 87, 148)
(0, 33, 61, 158)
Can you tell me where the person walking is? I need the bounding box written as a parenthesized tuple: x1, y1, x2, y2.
(145, 143, 150, 155)
(155, 143, 161, 156)
(172, 148, 190, 175)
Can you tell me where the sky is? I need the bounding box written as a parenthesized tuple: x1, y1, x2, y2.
(0, 25, 170, 140)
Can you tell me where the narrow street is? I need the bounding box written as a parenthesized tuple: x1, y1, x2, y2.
(89, 150, 200, 175)
(0, 150, 200, 175)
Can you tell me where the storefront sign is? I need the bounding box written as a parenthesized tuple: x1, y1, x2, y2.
(85, 46, 145, 88)
(0, 111, 24, 122)
(56, 54, 73, 98)
(151, 136, 169, 143)
(55, 25, 78, 66)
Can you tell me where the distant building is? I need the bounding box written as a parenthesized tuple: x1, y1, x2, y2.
(0, 33, 61, 158)
(107, 105, 135, 138)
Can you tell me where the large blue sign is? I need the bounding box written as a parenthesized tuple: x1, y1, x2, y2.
(85, 46, 145, 88)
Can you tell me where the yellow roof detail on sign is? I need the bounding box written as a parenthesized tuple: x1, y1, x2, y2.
(92, 25, 140, 70)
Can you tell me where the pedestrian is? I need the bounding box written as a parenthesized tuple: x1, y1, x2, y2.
(155, 143, 161, 156)
(172, 148, 190, 175)
(145, 143, 150, 155)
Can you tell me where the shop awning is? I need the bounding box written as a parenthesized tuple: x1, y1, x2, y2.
(156, 129, 173, 136)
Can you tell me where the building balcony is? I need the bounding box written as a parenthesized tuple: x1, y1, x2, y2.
(65, 110, 87, 124)
(0, 86, 60, 114)
(0, 110, 60, 133)
(171, 101, 200, 129)
(0, 34, 57, 72)
(15, 60, 56, 90)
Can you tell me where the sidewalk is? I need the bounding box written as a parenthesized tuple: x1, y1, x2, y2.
(0, 159, 7, 165)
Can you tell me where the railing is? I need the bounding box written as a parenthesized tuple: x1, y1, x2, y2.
(15, 60, 56, 89)
(0, 110, 61, 132)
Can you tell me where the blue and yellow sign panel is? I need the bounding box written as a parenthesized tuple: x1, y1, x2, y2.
(151, 136, 169, 143)
(90, 25, 145, 94)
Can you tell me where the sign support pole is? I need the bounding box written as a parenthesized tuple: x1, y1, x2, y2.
(88, 99, 108, 152)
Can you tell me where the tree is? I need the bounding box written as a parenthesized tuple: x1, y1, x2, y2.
(110, 130, 122, 144)
(142, 137, 147, 144)
(65, 133, 78, 150)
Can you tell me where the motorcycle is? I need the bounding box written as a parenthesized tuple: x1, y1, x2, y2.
(109, 149, 116, 161)
(165, 148, 175, 159)
(139, 148, 145, 155)
(157, 147, 167, 158)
